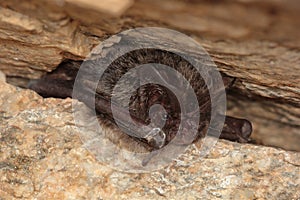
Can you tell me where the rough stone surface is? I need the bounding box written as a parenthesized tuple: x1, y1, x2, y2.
(0, 70, 5, 82)
(0, 80, 299, 199)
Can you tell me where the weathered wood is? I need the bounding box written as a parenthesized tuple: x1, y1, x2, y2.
(0, 0, 299, 150)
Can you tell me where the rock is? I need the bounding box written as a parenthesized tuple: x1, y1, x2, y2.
(0, 80, 299, 199)
(0, 70, 5, 82)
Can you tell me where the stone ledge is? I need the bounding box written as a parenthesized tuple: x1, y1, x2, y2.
(0, 80, 299, 199)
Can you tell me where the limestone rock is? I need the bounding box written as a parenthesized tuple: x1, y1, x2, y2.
(0, 80, 299, 199)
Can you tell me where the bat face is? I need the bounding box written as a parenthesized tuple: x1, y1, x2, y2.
(28, 48, 252, 151)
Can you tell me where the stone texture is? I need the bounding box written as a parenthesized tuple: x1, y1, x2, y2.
(0, 70, 5, 82)
(0, 79, 299, 199)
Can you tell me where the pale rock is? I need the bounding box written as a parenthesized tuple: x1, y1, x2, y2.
(0, 81, 299, 199)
